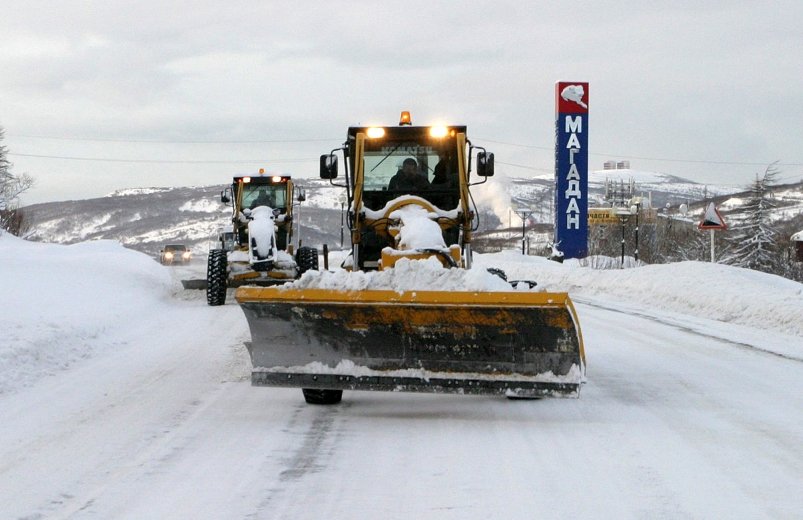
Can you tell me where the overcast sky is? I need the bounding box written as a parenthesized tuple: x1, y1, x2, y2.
(2, 1, 802, 204)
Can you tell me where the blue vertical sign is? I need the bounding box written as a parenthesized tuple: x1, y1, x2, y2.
(554, 82, 589, 259)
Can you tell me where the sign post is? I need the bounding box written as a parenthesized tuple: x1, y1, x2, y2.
(554, 82, 589, 259)
(698, 202, 727, 262)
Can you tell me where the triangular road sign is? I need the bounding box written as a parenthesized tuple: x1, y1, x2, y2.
(698, 202, 727, 230)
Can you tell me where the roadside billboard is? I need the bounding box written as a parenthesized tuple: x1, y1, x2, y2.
(554, 82, 589, 258)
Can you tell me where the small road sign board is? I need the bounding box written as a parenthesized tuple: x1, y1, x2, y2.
(698, 202, 727, 230)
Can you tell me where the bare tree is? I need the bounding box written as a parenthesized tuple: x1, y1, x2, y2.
(0, 127, 35, 234)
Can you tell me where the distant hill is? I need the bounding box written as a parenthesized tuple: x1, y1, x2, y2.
(20, 172, 802, 258)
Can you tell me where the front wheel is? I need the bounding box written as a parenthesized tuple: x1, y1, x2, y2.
(295, 246, 319, 276)
(206, 249, 228, 306)
(302, 388, 343, 405)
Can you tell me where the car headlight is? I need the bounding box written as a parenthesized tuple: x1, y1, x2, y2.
(165, 252, 174, 259)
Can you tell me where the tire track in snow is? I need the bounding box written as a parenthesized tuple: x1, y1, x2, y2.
(247, 401, 349, 518)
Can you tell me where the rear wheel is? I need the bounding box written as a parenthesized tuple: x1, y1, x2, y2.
(296, 246, 319, 276)
(206, 249, 228, 306)
(302, 388, 343, 405)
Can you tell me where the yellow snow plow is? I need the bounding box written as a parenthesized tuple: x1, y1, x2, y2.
(235, 113, 585, 404)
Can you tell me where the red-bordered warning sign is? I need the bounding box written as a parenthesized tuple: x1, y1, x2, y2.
(698, 202, 727, 230)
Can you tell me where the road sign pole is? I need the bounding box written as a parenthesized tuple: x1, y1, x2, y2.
(698, 202, 727, 262)
(710, 229, 715, 263)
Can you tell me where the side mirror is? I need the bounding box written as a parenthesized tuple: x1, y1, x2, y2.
(476, 152, 495, 177)
(221, 187, 231, 203)
(296, 187, 306, 202)
(320, 154, 338, 179)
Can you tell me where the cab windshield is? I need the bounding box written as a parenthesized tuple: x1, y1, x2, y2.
(241, 183, 287, 210)
(360, 135, 459, 211)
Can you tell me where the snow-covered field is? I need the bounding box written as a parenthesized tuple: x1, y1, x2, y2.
(1, 233, 801, 519)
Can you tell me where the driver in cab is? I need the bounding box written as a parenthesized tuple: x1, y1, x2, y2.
(388, 158, 430, 191)
(251, 187, 276, 208)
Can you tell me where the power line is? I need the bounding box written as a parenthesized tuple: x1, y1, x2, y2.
(475, 137, 803, 168)
(8, 133, 803, 167)
(11, 152, 800, 186)
(8, 134, 803, 177)
(475, 138, 553, 151)
(496, 161, 552, 173)
(8, 152, 316, 164)
(8, 133, 342, 144)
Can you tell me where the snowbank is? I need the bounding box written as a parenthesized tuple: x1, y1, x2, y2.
(0, 234, 176, 394)
(474, 250, 803, 338)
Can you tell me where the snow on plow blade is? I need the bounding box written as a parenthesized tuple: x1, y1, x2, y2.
(235, 287, 586, 398)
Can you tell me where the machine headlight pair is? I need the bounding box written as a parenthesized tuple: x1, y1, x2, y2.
(365, 126, 450, 139)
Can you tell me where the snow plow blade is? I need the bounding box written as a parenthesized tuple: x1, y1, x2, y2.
(181, 278, 207, 290)
(235, 287, 585, 398)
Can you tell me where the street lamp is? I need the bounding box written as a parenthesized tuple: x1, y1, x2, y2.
(629, 201, 640, 264)
(515, 208, 533, 255)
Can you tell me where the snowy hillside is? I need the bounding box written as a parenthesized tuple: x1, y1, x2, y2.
(23, 185, 232, 256)
(588, 167, 735, 202)
(21, 171, 751, 256)
(1, 232, 801, 518)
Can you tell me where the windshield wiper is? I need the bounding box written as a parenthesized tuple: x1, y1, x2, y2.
(369, 143, 402, 172)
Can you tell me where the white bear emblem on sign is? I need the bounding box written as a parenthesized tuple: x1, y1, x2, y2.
(561, 85, 588, 109)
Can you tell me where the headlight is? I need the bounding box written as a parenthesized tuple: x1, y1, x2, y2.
(164, 252, 174, 259)
(182, 252, 191, 259)
(429, 126, 448, 138)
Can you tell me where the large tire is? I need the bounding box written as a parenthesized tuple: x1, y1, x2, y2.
(302, 388, 343, 405)
(295, 246, 319, 276)
(206, 249, 228, 306)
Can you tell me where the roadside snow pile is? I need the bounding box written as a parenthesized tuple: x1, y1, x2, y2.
(0, 234, 175, 394)
(474, 250, 803, 338)
(290, 256, 514, 293)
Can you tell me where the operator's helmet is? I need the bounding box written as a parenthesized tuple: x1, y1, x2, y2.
(403, 158, 417, 169)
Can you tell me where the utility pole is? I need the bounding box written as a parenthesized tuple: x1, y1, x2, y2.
(516, 208, 533, 255)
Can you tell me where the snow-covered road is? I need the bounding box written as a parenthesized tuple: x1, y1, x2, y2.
(2, 297, 800, 518)
(1, 238, 801, 519)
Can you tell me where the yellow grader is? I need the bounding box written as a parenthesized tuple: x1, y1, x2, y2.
(207, 171, 317, 306)
(235, 114, 585, 404)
